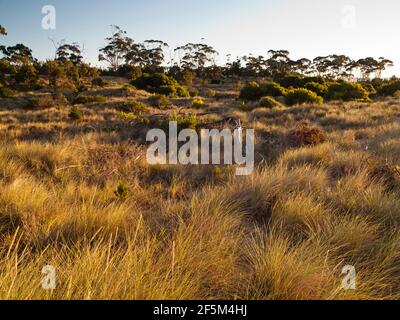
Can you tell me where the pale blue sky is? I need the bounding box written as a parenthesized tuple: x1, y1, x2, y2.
(0, 0, 399, 75)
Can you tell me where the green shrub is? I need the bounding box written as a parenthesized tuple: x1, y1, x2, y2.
(73, 94, 107, 105)
(0, 84, 15, 98)
(131, 73, 189, 97)
(192, 98, 206, 109)
(303, 76, 326, 85)
(162, 114, 200, 131)
(148, 95, 171, 109)
(114, 182, 129, 200)
(259, 96, 285, 109)
(378, 80, 400, 96)
(279, 75, 305, 88)
(261, 82, 287, 97)
(360, 82, 377, 96)
(175, 85, 190, 98)
(285, 88, 323, 106)
(238, 102, 249, 111)
(239, 82, 264, 101)
(279, 75, 326, 89)
(305, 82, 328, 96)
(325, 82, 369, 101)
(69, 106, 83, 121)
(204, 88, 216, 98)
(24, 95, 60, 110)
(188, 87, 199, 97)
(116, 101, 149, 115)
(91, 77, 106, 87)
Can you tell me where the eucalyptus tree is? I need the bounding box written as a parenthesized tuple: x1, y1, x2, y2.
(56, 43, 83, 65)
(242, 55, 266, 76)
(98, 25, 134, 71)
(290, 58, 312, 75)
(0, 43, 35, 64)
(141, 40, 169, 71)
(174, 43, 219, 77)
(266, 50, 292, 78)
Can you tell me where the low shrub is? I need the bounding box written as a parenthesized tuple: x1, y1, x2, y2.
(91, 77, 107, 87)
(68, 106, 83, 121)
(285, 88, 323, 106)
(288, 123, 326, 147)
(378, 80, 400, 96)
(114, 181, 129, 200)
(204, 88, 216, 98)
(279, 75, 326, 88)
(73, 94, 107, 105)
(0, 84, 15, 98)
(162, 113, 200, 131)
(239, 82, 264, 101)
(148, 94, 171, 109)
(325, 82, 369, 101)
(188, 87, 199, 97)
(304, 82, 328, 97)
(116, 101, 149, 115)
(240, 81, 287, 101)
(24, 95, 60, 110)
(261, 82, 287, 97)
(192, 98, 206, 109)
(360, 82, 377, 95)
(279, 75, 305, 88)
(131, 73, 189, 98)
(259, 96, 285, 109)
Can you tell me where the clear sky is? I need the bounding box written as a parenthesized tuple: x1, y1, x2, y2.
(1, 0, 399, 76)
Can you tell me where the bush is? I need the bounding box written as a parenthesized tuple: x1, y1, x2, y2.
(162, 114, 200, 131)
(188, 87, 199, 97)
(114, 182, 129, 200)
(131, 73, 189, 97)
(24, 95, 58, 110)
(325, 82, 369, 101)
(279, 75, 326, 89)
(360, 82, 377, 96)
(304, 82, 328, 96)
(0, 84, 15, 98)
(288, 123, 326, 147)
(192, 98, 206, 109)
(285, 88, 323, 106)
(279, 75, 305, 88)
(259, 96, 285, 109)
(116, 101, 149, 115)
(148, 95, 171, 109)
(91, 77, 106, 87)
(69, 106, 83, 121)
(378, 80, 400, 96)
(204, 88, 216, 98)
(239, 82, 264, 101)
(175, 85, 190, 98)
(73, 94, 107, 105)
(261, 82, 287, 97)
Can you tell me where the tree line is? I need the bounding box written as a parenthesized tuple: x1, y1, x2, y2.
(0, 23, 396, 94)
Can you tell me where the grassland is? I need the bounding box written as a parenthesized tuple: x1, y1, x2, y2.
(1, 77, 400, 300)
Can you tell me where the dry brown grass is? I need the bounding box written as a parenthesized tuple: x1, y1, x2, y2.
(0, 80, 400, 300)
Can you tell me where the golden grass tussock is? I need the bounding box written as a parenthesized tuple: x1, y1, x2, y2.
(1, 80, 400, 300)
